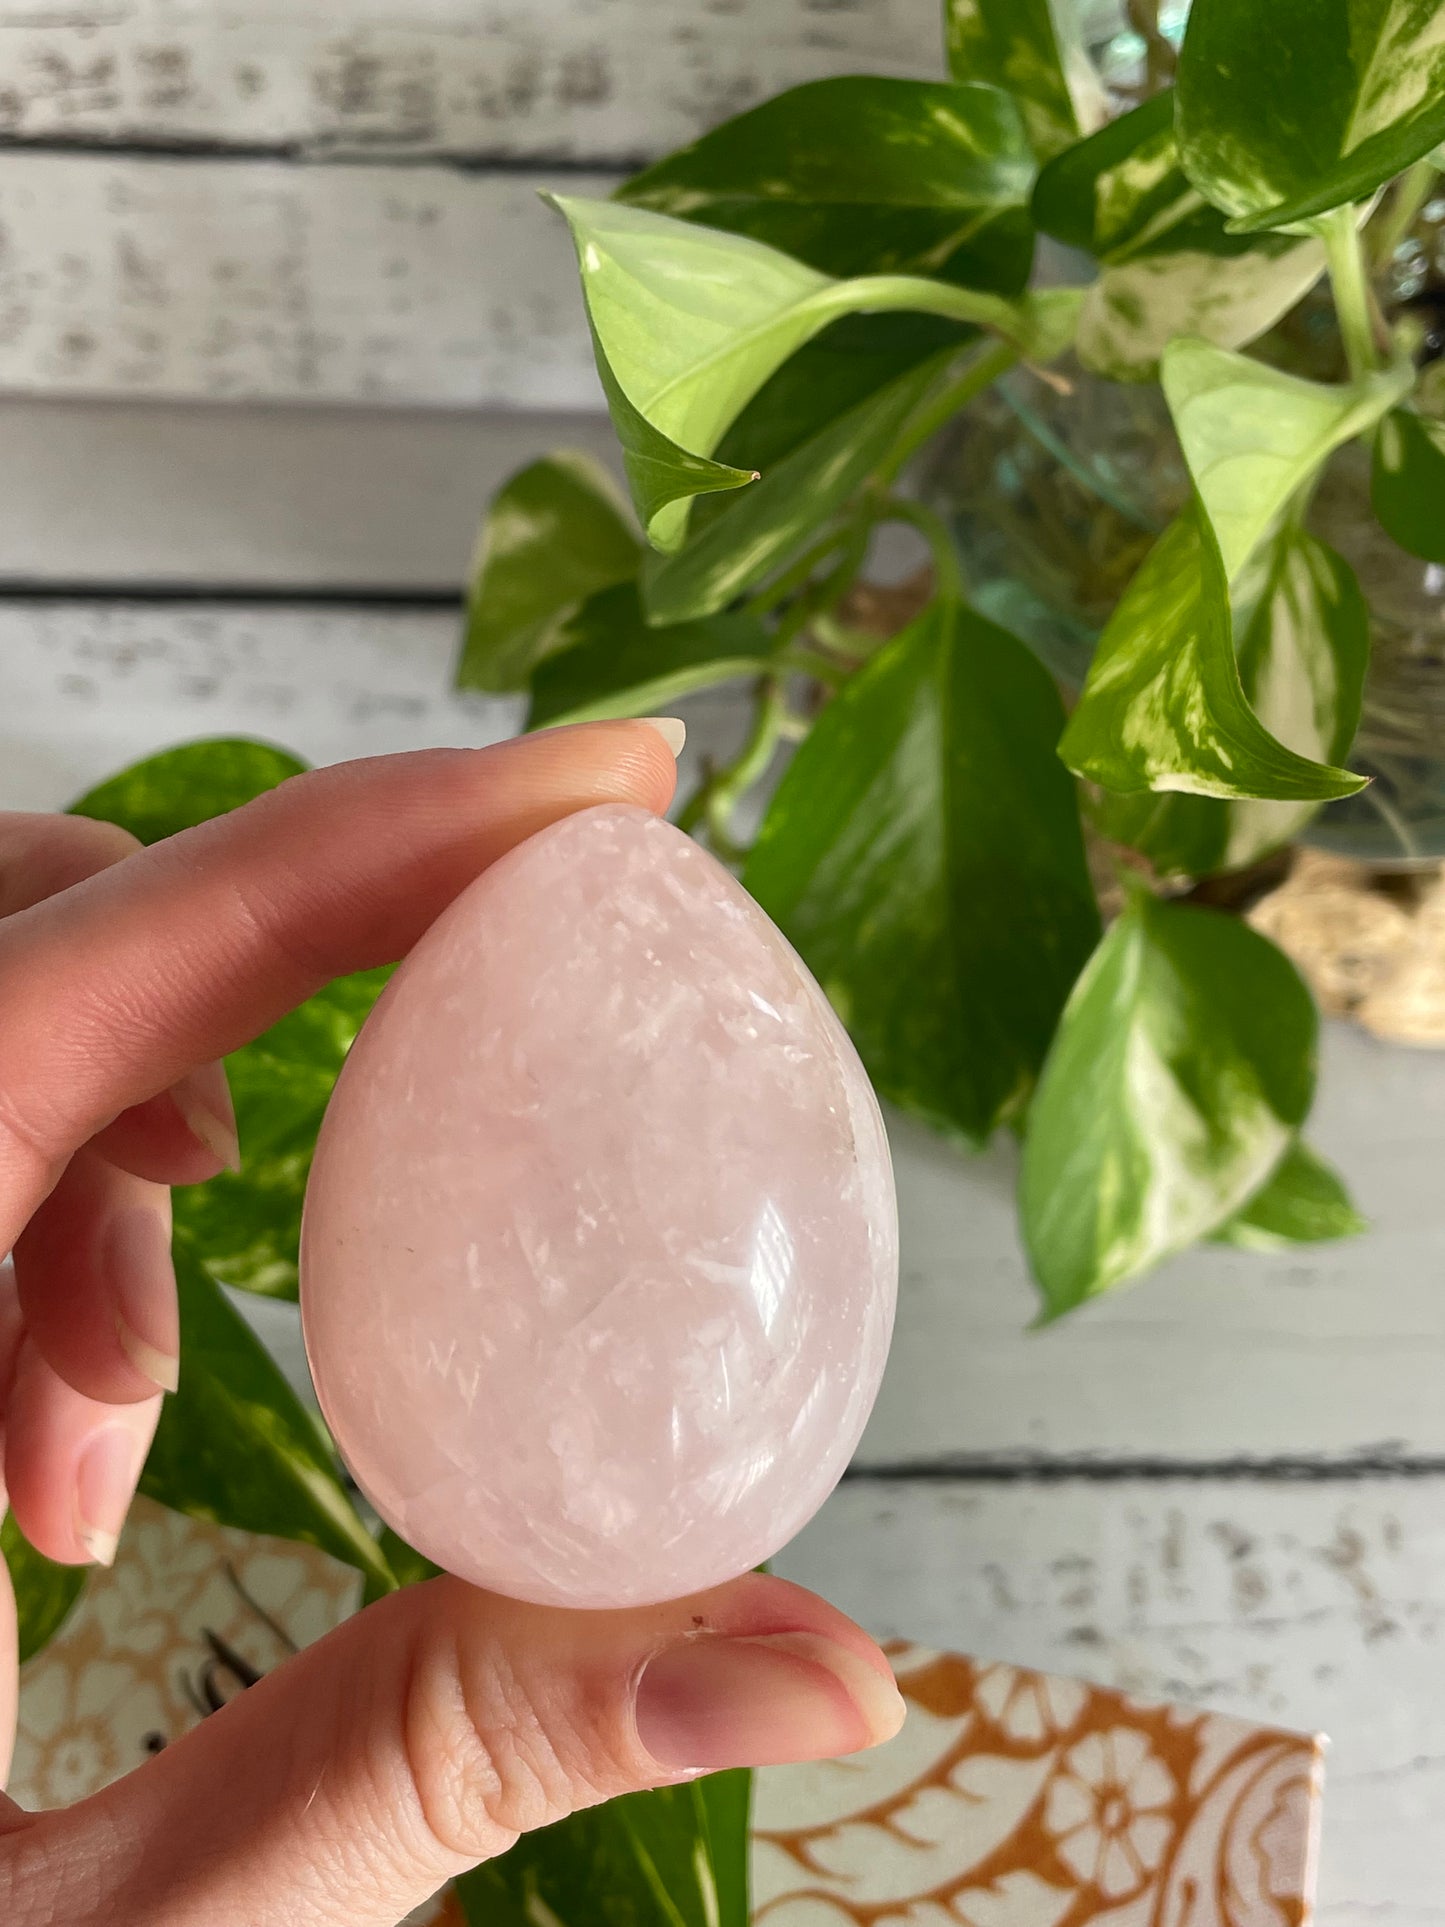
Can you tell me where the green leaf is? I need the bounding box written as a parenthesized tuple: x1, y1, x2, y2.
(745, 598, 1099, 1144)
(944, 0, 1107, 158)
(644, 348, 953, 623)
(1064, 338, 1406, 805)
(1177, 0, 1445, 232)
(1162, 336, 1411, 581)
(70, 738, 307, 841)
(1033, 91, 1329, 379)
(1020, 893, 1319, 1315)
(455, 1774, 751, 1927)
(140, 1246, 391, 1590)
(550, 193, 1079, 551)
(361, 1527, 442, 1607)
(171, 967, 390, 1300)
(1061, 506, 1367, 803)
(1372, 405, 1445, 560)
(711, 314, 979, 479)
(456, 453, 641, 693)
(527, 583, 774, 727)
(1098, 526, 1370, 874)
(1033, 92, 1201, 258)
(590, 329, 762, 552)
(70, 737, 387, 1305)
(2, 1514, 87, 1663)
(618, 77, 1035, 291)
(1212, 1138, 1367, 1251)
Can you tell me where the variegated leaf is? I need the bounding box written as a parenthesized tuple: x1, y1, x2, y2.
(550, 194, 1078, 550)
(1077, 241, 1327, 380)
(1020, 892, 1319, 1315)
(1160, 336, 1412, 581)
(945, 0, 1108, 158)
(1213, 1139, 1366, 1251)
(456, 452, 640, 693)
(1059, 506, 1365, 803)
(1034, 92, 1340, 377)
(616, 76, 1036, 292)
(1178, 0, 1445, 231)
(1096, 526, 1370, 874)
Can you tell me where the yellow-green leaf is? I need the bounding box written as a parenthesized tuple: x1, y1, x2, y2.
(1060, 506, 1366, 803)
(457, 452, 640, 693)
(1212, 1139, 1367, 1251)
(549, 193, 1078, 551)
(1097, 526, 1370, 873)
(1021, 893, 1319, 1316)
(1161, 336, 1411, 580)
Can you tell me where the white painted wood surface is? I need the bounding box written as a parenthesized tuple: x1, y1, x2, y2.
(776, 1479, 1445, 1924)
(0, 154, 611, 405)
(0, 0, 944, 159)
(0, 399, 618, 587)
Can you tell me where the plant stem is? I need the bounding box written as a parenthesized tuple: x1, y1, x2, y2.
(705, 677, 791, 852)
(1321, 204, 1380, 379)
(741, 524, 851, 621)
(1370, 156, 1441, 270)
(876, 338, 1021, 486)
(878, 497, 965, 602)
(782, 644, 850, 687)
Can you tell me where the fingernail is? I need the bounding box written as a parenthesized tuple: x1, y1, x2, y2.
(171, 1061, 241, 1172)
(635, 1631, 905, 1772)
(75, 1424, 144, 1567)
(108, 1207, 179, 1394)
(637, 717, 686, 758)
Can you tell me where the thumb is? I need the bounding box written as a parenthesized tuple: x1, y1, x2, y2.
(10, 1571, 904, 1927)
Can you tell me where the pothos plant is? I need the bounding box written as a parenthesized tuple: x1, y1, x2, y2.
(8, 1, 1445, 1920)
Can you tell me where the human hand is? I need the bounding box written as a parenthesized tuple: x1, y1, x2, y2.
(0, 723, 905, 1926)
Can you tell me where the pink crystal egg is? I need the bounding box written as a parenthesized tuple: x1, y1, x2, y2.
(299, 803, 898, 1609)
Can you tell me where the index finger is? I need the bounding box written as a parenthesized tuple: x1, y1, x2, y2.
(0, 722, 679, 1250)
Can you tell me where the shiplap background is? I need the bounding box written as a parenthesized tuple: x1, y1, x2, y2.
(3, 5, 1443, 1920)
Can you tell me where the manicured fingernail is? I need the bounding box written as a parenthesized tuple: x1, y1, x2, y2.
(635, 1631, 905, 1771)
(109, 1207, 179, 1394)
(171, 1061, 241, 1172)
(75, 1424, 144, 1567)
(637, 717, 686, 758)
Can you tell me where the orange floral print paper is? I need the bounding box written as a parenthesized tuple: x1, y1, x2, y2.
(753, 1646, 1323, 1925)
(9, 1502, 1323, 1924)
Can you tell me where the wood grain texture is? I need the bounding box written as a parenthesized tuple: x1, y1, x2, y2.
(0, 0, 943, 160)
(5, 596, 1443, 1469)
(0, 398, 620, 588)
(0, 153, 610, 404)
(777, 1478, 1445, 1922)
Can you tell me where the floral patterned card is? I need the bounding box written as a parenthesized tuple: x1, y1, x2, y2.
(10, 1501, 1323, 1924)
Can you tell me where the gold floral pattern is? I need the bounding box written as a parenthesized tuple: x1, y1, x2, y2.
(976, 1662, 1089, 1744)
(1044, 1725, 1176, 1897)
(10, 1506, 1323, 1925)
(753, 1647, 1323, 1925)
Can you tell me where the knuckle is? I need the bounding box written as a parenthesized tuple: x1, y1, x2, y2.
(402, 1622, 569, 1861)
(400, 1609, 627, 1864)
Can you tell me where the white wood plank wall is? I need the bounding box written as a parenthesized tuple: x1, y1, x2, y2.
(2, 3, 1441, 1918)
(0, 1, 944, 158)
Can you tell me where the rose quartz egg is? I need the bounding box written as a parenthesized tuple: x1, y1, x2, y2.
(299, 803, 897, 1609)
